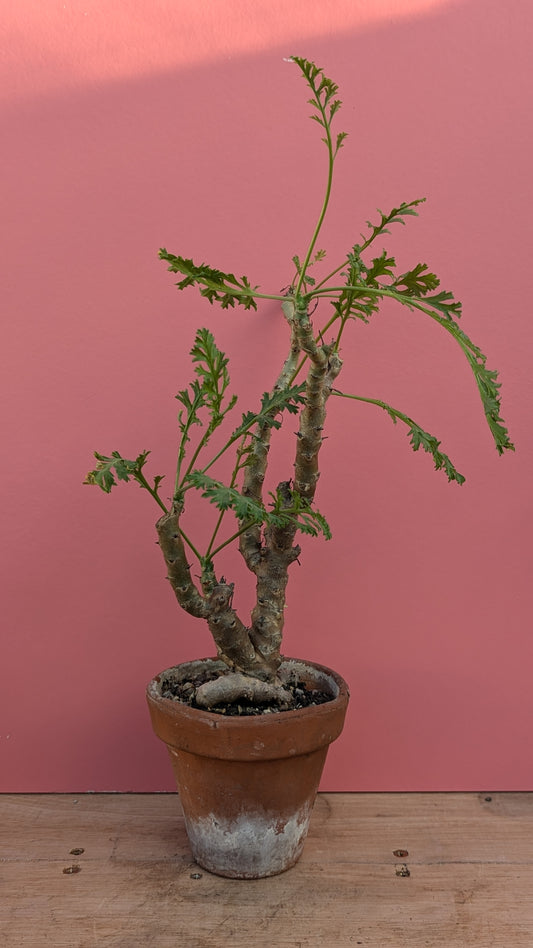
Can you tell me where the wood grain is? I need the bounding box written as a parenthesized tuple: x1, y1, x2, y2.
(1, 793, 532, 947)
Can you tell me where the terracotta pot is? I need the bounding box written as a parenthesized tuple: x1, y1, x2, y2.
(146, 657, 349, 879)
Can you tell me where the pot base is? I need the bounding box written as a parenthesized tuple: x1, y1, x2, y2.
(182, 798, 312, 879)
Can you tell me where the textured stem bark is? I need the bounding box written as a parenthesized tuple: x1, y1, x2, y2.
(247, 298, 343, 669)
(156, 505, 209, 619)
(157, 505, 268, 677)
(205, 581, 269, 675)
(239, 307, 301, 572)
(195, 672, 292, 710)
(293, 302, 343, 501)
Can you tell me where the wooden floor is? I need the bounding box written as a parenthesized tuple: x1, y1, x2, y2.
(1, 793, 533, 947)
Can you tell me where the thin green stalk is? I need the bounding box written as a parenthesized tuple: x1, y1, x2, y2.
(295, 127, 335, 297)
(205, 508, 226, 559)
(334, 314, 350, 350)
(334, 391, 399, 412)
(198, 286, 288, 305)
(174, 398, 204, 496)
(183, 405, 276, 484)
(208, 520, 258, 560)
(136, 472, 169, 513)
(313, 201, 425, 292)
(312, 257, 350, 293)
(177, 525, 203, 562)
(178, 427, 217, 493)
(309, 283, 379, 298)
(204, 443, 248, 557)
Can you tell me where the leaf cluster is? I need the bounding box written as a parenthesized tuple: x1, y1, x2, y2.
(315, 200, 513, 458)
(187, 471, 266, 523)
(231, 384, 307, 441)
(269, 486, 332, 539)
(187, 471, 331, 540)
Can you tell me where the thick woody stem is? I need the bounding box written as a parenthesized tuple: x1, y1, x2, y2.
(239, 306, 301, 572)
(238, 436, 268, 571)
(157, 506, 278, 681)
(205, 582, 270, 675)
(237, 301, 304, 674)
(249, 484, 301, 666)
(295, 376, 342, 500)
(293, 298, 342, 502)
(156, 505, 209, 619)
(247, 299, 343, 667)
(195, 672, 293, 710)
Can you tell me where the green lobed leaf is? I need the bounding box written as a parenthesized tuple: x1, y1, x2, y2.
(360, 199, 426, 252)
(291, 56, 345, 143)
(84, 450, 166, 495)
(186, 473, 332, 541)
(187, 472, 268, 524)
(394, 262, 440, 297)
(365, 250, 397, 285)
(384, 287, 513, 454)
(189, 327, 237, 427)
(407, 425, 466, 484)
(229, 384, 307, 441)
(331, 393, 466, 484)
(175, 379, 206, 433)
(330, 252, 382, 323)
(269, 486, 332, 539)
(159, 251, 258, 310)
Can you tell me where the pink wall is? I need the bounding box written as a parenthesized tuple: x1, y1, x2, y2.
(2, 0, 532, 791)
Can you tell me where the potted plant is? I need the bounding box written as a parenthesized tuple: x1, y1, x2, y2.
(85, 57, 513, 878)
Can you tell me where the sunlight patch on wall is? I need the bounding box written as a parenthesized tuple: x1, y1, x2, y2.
(3, 0, 456, 103)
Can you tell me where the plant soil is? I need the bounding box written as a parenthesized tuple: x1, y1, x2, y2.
(159, 666, 332, 716)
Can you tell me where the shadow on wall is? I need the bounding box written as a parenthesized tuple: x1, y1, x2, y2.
(2, 0, 531, 791)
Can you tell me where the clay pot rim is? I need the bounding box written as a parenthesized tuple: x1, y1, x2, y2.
(147, 656, 350, 762)
(146, 655, 349, 728)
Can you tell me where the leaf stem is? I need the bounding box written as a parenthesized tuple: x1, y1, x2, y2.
(177, 525, 203, 562)
(296, 135, 335, 296)
(204, 441, 248, 556)
(136, 472, 169, 513)
(209, 521, 257, 559)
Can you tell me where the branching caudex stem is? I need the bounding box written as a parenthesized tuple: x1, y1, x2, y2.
(240, 294, 343, 673)
(292, 296, 343, 502)
(156, 499, 274, 678)
(156, 501, 209, 620)
(238, 295, 302, 573)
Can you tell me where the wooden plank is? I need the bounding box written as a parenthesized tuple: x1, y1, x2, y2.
(1, 793, 533, 947)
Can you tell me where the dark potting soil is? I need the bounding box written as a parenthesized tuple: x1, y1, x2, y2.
(159, 668, 332, 716)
